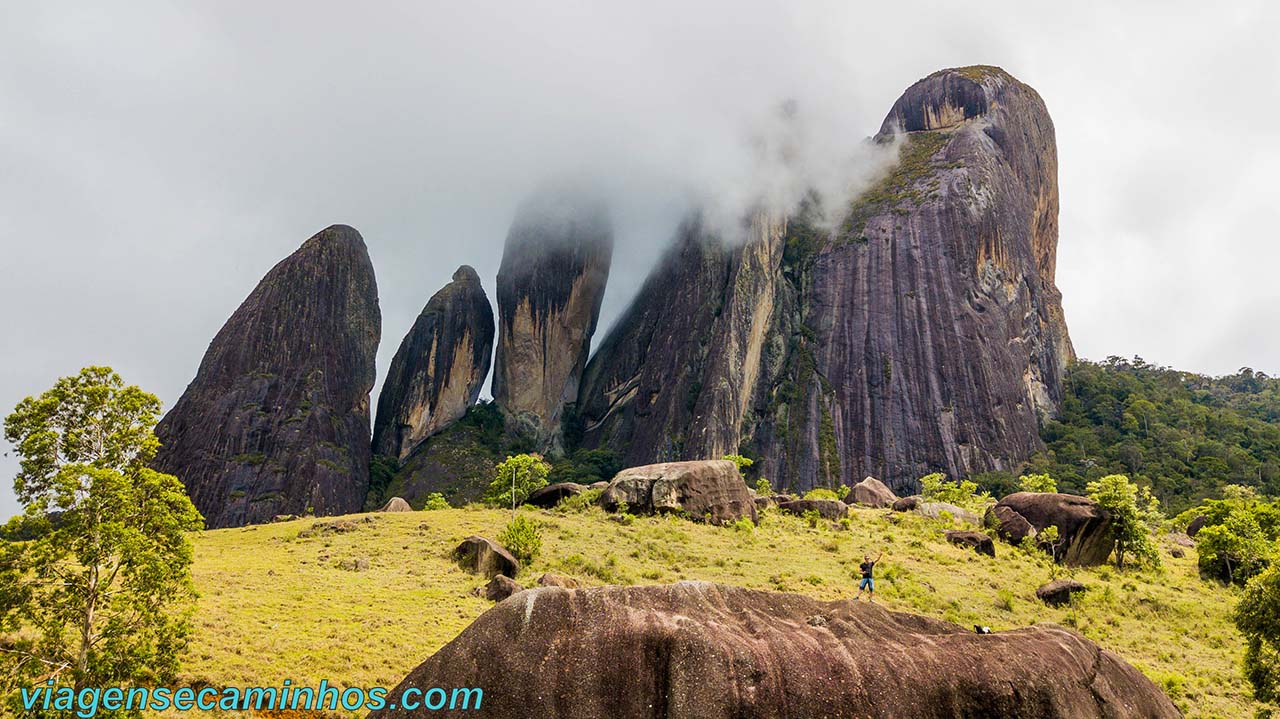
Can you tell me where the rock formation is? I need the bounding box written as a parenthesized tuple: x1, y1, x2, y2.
(523, 482, 586, 508)
(778, 498, 849, 521)
(846, 476, 897, 507)
(577, 66, 1072, 495)
(945, 529, 996, 557)
(600, 460, 757, 524)
(492, 191, 613, 451)
(989, 492, 1114, 565)
(370, 582, 1178, 718)
(1037, 578, 1087, 606)
(578, 211, 785, 466)
(154, 225, 381, 529)
(371, 266, 494, 460)
(453, 536, 519, 579)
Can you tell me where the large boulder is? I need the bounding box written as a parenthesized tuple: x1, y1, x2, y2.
(985, 503, 1036, 544)
(524, 482, 587, 508)
(993, 492, 1114, 566)
(778, 499, 849, 521)
(453, 536, 519, 579)
(600, 460, 756, 524)
(371, 265, 494, 461)
(846, 476, 897, 508)
(369, 582, 1177, 718)
(1037, 579, 1087, 606)
(154, 225, 381, 528)
(945, 530, 996, 557)
(492, 189, 613, 452)
(918, 502, 980, 525)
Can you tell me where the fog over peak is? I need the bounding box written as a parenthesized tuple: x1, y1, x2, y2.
(2, 1, 1278, 521)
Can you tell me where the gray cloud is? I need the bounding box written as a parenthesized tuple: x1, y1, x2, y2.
(3, 1, 1278, 521)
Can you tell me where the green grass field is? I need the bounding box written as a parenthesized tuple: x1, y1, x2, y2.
(169, 503, 1259, 718)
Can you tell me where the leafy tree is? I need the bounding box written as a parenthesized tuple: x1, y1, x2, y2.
(755, 478, 773, 496)
(1198, 512, 1273, 585)
(497, 514, 542, 566)
(919, 473, 991, 511)
(0, 367, 203, 712)
(1086, 474, 1161, 570)
(484, 453, 551, 509)
(1235, 563, 1280, 706)
(1017, 473, 1058, 493)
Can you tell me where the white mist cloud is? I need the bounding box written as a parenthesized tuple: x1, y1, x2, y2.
(1, 1, 1278, 521)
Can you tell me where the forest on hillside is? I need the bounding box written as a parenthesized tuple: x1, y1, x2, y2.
(1015, 357, 1280, 512)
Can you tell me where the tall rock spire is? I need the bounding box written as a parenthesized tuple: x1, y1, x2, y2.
(492, 189, 613, 451)
(155, 224, 381, 528)
(372, 265, 494, 460)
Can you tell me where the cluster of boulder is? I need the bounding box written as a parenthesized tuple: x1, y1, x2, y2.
(152, 65, 1077, 529)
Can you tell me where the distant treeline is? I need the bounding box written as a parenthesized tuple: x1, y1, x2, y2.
(1005, 357, 1280, 513)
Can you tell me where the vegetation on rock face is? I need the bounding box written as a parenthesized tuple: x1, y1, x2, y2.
(548, 448, 622, 486)
(0, 367, 203, 713)
(1029, 357, 1280, 512)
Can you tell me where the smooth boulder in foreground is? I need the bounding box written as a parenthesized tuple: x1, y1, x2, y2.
(368, 582, 1177, 719)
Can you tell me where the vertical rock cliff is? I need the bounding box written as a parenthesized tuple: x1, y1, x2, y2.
(492, 192, 613, 451)
(578, 211, 786, 465)
(154, 225, 381, 528)
(579, 66, 1073, 493)
(372, 265, 494, 460)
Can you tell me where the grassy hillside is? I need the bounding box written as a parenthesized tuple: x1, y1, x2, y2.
(162, 502, 1259, 718)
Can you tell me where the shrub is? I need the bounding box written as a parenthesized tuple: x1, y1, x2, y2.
(484, 453, 551, 508)
(723, 454, 754, 477)
(498, 514, 542, 566)
(1088, 474, 1162, 570)
(755, 477, 773, 496)
(422, 492, 450, 511)
(548, 448, 622, 486)
(919, 472, 992, 511)
(995, 588, 1015, 612)
(558, 487, 604, 513)
(804, 488, 841, 501)
(1236, 564, 1280, 704)
(731, 517, 755, 533)
(1017, 473, 1058, 493)
(803, 509, 823, 529)
(1198, 512, 1273, 585)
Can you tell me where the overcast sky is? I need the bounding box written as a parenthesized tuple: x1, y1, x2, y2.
(3, 1, 1277, 521)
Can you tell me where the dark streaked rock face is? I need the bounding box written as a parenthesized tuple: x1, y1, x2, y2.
(581, 66, 1071, 496)
(578, 211, 785, 465)
(369, 582, 1178, 719)
(372, 265, 494, 461)
(155, 225, 381, 528)
(492, 191, 613, 451)
(750, 65, 1073, 494)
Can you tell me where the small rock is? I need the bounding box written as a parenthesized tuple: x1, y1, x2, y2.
(453, 536, 520, 579)
(945, 530, 996, 557)
(379, 497, 413, 512)
(537, 573, 580, 588)
(891, 495, 921, 512)
(476, 575, 524, 601)
(1186, 515, 1208, 537)
(1170, 548, 1186, 559)
(778, 499, 848, 521)
(845, 477, 897, 508)
(806, 615, 828, 627)
(338, 557, 370, 572)
(1036, 579, 1086, 606)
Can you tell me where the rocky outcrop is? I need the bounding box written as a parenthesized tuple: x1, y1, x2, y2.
(1186, 515, 1207, 537)
(578, 67, 1072, 495)
(372, 266, 494, 461)
(992, 492, 1114, 566)
(945, 530, 996, 557)
(918, 502, 981, 525)
(578, 211, 786, 466)
(846, 476, 897, 507)
(476, 575, 523, 602)
(379, 497, 412, 513)
(986, 503, 1037, 544)
(600, 460, 757, 524)
(154, 225, 381, 529)
(370, 582, 1177, 718)
(492, 191, 612, 451)
(378, 404, 505, 508)
(1037, 579, 1086, 606)
(892, 495, 922, 512)
(523, 482, 586, 508)
(453, 536, 519, 579)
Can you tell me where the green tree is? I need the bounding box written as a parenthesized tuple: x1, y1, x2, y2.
(484, 453, 551, 509)
(1017, 473, 1058, 493)
(1086, 474, 1161, 570)
(919, 473, 991, 511)
(1235, 562, 1280, 707)
(722, 454, 754, 478)
(1198, 511, 1273, 585)
(0, 367, 203, 712)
